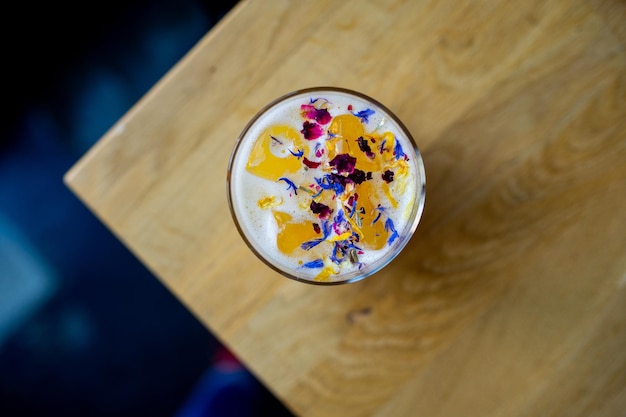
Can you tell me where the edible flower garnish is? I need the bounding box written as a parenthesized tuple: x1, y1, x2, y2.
(303, 157, 321, 169)
(301, 121, 324, 140)
(278, 177, 298, 195)
(302, 258, 325, 269)
(348, 169, 368, 184)
(357, 136, 375, 159)
(378, 138, 387, 154)
(314, 143, 324, 158)
(301, 220, 331, 250)
(329, 154, 356, 174)
(315, 174, 345, 195)
(246, 95, 413, 280)
(300, 104, 332, 125)
(289, 148, 304, 158)
(394, 137, 408, 160)
(310, 201, 332, 219)
(352, 108, 375, 123)
(382, 170, 394, 183)
(372, 205, 385, 225)
(385, 218, 399, 245)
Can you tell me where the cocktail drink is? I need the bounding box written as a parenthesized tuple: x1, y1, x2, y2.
(227, 87, 425, 284)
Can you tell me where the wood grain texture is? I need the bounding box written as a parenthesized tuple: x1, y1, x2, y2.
(65, 0, 626, 416)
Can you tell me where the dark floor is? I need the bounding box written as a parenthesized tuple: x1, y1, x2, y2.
(0, 1, 294, 416)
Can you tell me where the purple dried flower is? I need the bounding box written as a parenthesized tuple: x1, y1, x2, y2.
(348, 169, 367, 184)
(310, 201, 332, 219)
(301, 121, 324, 140)
(329, 154, 356, 174)
(301, 104, 332, 125)
(356, 137, 375, 159)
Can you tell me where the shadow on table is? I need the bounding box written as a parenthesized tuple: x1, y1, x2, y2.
(0, 1, 293, 416)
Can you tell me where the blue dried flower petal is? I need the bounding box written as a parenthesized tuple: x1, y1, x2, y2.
(301, 238, 324, 250)
(278, 177, 298, 195)
(330, 243, 342, 264)
(388, 231, 399, 245)
(372, 205, 386, 225)
(321, 220, 332, 238)
(385, 218, 399, 245)
(394, 137, 407, 160)
(352, 108, 375, 123)
(301, 220, 331, 250)
(349, 201, 357, 218)
(379, 139, 387, 154)
(289, 148, 304, 158)
(302, 259, 324, 269)
(335, 209, 345, 224)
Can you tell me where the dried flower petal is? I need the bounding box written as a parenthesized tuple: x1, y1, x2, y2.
(394, 137, 408, 160)
(278, 177, 298, 195)
(329, 154, 356, 174)
(385, 218, 399, 245)
(379, 139, 388, 154)
(289, 148, 304, 158)
(300, 104, 332, 125)
(382, 170, 394, 183)
(315, 174, 345, 195)
(301, 121, 324, 140)
(302, 258, 324, 268)
(245, 96, 413, 278)
(310, 201, 332, 219)
(352, 108, 375, 123)
(348, 169, 367, 184)
(330, 173, 352, 189)
(303, 157, 321, 169)
(356, 137, 375, 159)
(301, 221, 331, 250)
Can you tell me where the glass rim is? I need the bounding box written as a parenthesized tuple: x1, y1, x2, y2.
(226, 86, 426, 285)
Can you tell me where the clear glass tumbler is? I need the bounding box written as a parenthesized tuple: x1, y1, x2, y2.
(227, 87, 425, 285)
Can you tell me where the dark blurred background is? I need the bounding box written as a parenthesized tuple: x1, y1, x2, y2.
(1, 1, 294, 416)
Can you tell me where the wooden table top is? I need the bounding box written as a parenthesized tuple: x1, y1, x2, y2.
(65, 1, 626, 416)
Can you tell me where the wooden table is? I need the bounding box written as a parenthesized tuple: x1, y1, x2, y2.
(65, 1, 626, 416)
